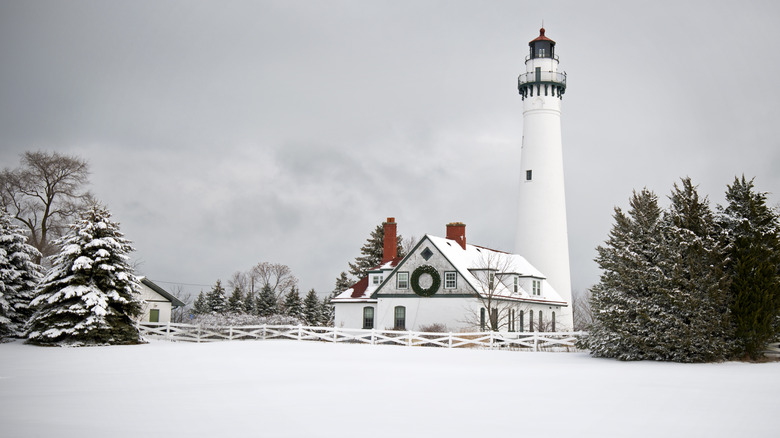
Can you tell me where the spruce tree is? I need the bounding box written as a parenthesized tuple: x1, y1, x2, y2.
(256, 284, 278, 317)
(587, 189, 670, 360)
(720, 176, 780, 359)
(282, 288, 303, 319)
(193, 291, 209, 314)
(661, 178, 731, 362)
(205, 280, 228, 314)
(227, 286, 245, 313)
(26, 204, 143, 346)
(243, 290, 256, 315)
(302, 288, 321, 326)
(348, 223, 404, 279)
(0, 210, 43, 337)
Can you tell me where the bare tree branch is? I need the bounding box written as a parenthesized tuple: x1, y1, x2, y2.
(0, 151, 91, 261)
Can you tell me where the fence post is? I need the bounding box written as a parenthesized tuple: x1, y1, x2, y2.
(371, 329, 376, 345)
(197, 325, 201, 343)
(533, 333, 538, 352)
(229, 326, 233, 341)
(297, 325, 303, 341)
(448, 332, 452, 348)
(262, 324, 267, 340)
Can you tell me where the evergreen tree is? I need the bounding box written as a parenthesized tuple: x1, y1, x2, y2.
(227, 286, 245, 313)
(302, 288, 321, 326)
(243, 290, 256, 315)
(193, 291, 209, 315)
(587, 189, 671, 360)
(255, 283, 278, 317)
(348, 223, 404, 279)
(205, 280, 228, 314)
(662, 178, 732, 362)
(282, 287, 303, 319)
(720, 176, 780, 359)
(25, 204, 143, 346)
(321, 272, 350, 326)
(0, 210, 43, 337)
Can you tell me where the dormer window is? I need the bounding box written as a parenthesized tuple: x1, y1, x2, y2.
(373, 275, 383, 285)
(513, 277, 519, 293)
(532, 279, 541, 296)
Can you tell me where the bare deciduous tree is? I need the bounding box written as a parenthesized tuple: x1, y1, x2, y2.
(572, 288, 593, 331)
(169, 285, 193, 323)
(464, 251, 533, 332)
(0, 151, 92, 261)
(249, 262, 298, 300)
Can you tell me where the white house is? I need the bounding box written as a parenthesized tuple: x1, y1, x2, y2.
(332, 219, 569, 332)
(137, 278, 185, 323)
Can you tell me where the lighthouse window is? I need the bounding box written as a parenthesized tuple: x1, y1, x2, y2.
(526, 170, 533, 181)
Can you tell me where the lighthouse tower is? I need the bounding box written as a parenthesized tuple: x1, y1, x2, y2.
(515, 28, 573, 329)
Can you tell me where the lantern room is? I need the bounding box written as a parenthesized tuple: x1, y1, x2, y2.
(529, 28, 555, 59)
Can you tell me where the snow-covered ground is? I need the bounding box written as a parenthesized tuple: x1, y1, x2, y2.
(1, 339, 778, 437)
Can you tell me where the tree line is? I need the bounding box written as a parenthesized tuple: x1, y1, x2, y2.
(583, 176, 780, 362)
(191, 274, 332, 327)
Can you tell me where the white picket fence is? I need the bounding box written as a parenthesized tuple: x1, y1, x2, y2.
(766, 342, 780, 357)
(137, 322, 586, 352)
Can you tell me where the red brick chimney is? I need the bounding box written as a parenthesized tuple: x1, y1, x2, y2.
(382, 217, 397, 263)
(446, 222, 466, 250)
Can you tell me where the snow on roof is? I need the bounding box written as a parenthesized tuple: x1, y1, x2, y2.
(424, 235, 566, 305)
(332, 256, 403, 301)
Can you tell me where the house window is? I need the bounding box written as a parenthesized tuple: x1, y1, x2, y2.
(529, 310, 534, 332)
(394, 306, 406, 330)
(526, 170, 533, 181)
(372, 275, 383, 285)
(444, 271, 457, 289)
(519, 310, 524, 332)
(538, 310, 543, 331)
(363, 307, 374, 329)
(509, 309, 515, 332)
(532, 280, 541, 296)
(480, 308, 486, 331)
(397, 272, 409, 289)
(488, 272, 495, 291)
(513, 277, 518, 293)
(490, 308, 498, 331)
(149, 309, 159, 323)
(421, 247, 434, 261)
(551, 311, 556, 332)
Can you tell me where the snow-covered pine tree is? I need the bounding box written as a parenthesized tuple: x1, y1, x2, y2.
(205, 280, 228, 314)
(255, 283, 277, 317)
(243, 289, 256, 315)
(302, 288, 321, 326)
(227, 285, 245, 314)
(25, 204, 143, 346)
(586, 189, 670, 360)
(662, 178, 732, 362)
(719, 176, 780, 359)
(0, 210, 44, 338)
(282, 287, 303, 319)
(193, 291, 208, 314)
(348, 223, 404, 279)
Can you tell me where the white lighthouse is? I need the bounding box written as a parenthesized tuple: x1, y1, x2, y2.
(515, 28, 573, 329)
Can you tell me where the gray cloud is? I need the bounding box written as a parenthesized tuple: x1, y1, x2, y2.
(1, 0, 779, 298)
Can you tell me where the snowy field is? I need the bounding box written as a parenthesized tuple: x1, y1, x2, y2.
(1, 339, 778, 438)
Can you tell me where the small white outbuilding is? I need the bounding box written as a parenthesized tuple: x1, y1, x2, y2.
(136, 278, 185, 324)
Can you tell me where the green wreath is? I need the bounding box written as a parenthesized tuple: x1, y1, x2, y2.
(411, 265, 441, 297)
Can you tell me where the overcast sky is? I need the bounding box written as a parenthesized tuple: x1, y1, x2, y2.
(1, 0, 779, 299)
